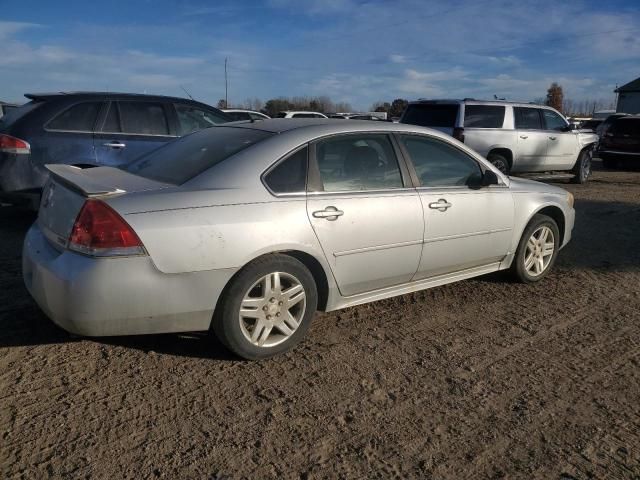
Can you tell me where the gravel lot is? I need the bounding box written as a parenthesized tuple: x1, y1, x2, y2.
(1, 162, 639, 479)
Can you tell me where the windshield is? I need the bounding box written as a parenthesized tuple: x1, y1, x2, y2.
(123, 127, 274, 185)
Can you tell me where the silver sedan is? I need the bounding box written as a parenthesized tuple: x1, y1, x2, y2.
(23, 119, 575, 359)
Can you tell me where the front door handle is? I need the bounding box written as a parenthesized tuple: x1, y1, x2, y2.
(549, 136, 557, 140)
(103, 141, 126, 149)
(519, 135, 528, 139)
(428, 199, 452, 212)
(312, 206, 344, 221)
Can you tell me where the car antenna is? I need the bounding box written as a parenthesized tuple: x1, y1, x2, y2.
(180, 85, 194, 100)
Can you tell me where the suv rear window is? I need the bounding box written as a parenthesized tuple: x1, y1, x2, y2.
(47, 102, 102, 131)
(0, 101, 43, 129)
(402, 104, 459, 128)
(463, 105, 505, 128)
(124, 127, 273, 184)
(610, 118, 640, 136)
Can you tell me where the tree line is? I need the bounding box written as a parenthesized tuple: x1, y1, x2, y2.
(543, 82, 615, 117)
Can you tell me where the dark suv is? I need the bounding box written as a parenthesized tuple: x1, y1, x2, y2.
(598, 115, 640, 168)
(0, 92, 230, 206)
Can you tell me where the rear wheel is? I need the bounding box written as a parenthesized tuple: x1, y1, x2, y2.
(487, 153, 510, 175)
(212, 254, 317, 360)
(511, 214, 560, 283)
(571, 148, 592, 184)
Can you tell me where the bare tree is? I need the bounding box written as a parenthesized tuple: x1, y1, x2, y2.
(545, 83, 564, 112)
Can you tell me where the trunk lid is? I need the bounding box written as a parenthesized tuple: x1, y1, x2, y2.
(38, 165, 170, 243)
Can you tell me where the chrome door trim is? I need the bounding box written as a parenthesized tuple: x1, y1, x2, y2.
(334, 239, 423, 257)
(423, 227, 512, 244)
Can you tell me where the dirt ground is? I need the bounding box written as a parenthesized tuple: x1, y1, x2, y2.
(1, 161, 639, 479)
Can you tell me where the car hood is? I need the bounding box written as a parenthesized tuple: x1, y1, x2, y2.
(507, 176, 569, 196)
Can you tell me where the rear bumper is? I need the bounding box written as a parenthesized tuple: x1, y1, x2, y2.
(22, 224, 236, 336)
(563, 207, 575, 248)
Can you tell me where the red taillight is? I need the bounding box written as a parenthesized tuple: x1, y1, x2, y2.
(69, 200, 145, 256)
(453, 127, 465, 143)
(0, 134, 30, 154)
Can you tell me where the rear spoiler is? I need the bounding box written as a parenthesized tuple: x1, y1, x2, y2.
(45, 165, 125, 196)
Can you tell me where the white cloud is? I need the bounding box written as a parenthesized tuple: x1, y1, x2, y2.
(390, 54, 406, 64)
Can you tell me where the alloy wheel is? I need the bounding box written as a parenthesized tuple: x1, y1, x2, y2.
(524, 226, 555, 277)
(238, 272, 306, 347)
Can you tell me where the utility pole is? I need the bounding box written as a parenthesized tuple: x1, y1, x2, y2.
(224, 57, 228, 108)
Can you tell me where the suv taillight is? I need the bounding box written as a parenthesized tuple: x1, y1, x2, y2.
(453, 127, 465, 143)
(69, 200, 146, 256)
(0, 134, 30, 154)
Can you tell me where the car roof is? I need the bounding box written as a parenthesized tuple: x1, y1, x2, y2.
(226, 118, 442, 135)
(24, 91, 210, 104)
(223, 109, 264, 114)
(409, 98, 557, 109)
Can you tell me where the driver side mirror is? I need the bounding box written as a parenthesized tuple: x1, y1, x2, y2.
(481, 170, 500, 186)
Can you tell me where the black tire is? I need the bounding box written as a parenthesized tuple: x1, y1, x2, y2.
(510, 214, 560, 283)
(601, 156, 617, 169)
(212, 254, 318, 360)
(487, 153, 511, 175)
(570, 148, 592, 184)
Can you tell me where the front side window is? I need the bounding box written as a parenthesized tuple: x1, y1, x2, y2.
(176, 104, 228, 135)
(542, 110, 568, 131)
(463, 105, 505, 128)
(47, 102, 102, 132)
(400, 135, 483, 188)
(119, 101, 169, 135)
(315, 134, 403, 192)
(124, 127, 273, 185)
(514, 107, 542, 130)
(264, 146, 308, 194)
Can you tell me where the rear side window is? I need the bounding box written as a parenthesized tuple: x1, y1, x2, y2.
(119, 101, 169, 135)
(315, 134, 403, 191)
(400, 135, 483, 188)
(47, 102, 102, 132)
(292, 113, 316, 118)
(264, 146, 308, 194)
(225, 111, 252, 121)
(611, 119, 640, 136)
(463, 105, 505, 128)
(514, 107, 542, 130)
(175, 104, 228, 135)
(401, 104, 459, 128)
(101, 102, 121, 132)
(275, 112, 287, 118)
(124, 127, 273, 184)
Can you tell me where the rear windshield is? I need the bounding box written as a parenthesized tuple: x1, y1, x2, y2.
(464, 105, 505, 128)
(123, 127, 274, 184)
(611, 118, 640, 136)
(0, 101, 42, 129)
(402, 103, 459, 128)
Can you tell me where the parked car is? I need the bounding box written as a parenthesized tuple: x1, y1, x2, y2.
(598, 115, 640, 168)
(0, 92, 230, 207)
(275, 111, 328, 119)
(400, 99, 598, 183)
(24, 119, 575, 360)
(0, 101, 20, 118)
(329, 113, 384, 121)
(222, 109, 270, 121)
(595, 113, 629, 138)
(578, 118, 603, 132)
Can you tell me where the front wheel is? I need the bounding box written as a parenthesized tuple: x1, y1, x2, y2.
(212, 254, 318, 360)
(510, 214, 560, 283)
(571, 148, 592, 184)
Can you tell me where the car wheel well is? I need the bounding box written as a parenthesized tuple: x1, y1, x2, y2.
(279, 250, 329, 311)
(487, 148, 513, 169)
(535, 206, 565, 242)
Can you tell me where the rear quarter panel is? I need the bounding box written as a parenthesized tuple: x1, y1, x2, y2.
(462, 128, 517, 158)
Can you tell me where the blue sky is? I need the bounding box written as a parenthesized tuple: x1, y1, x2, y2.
(1, 0, 639, 110)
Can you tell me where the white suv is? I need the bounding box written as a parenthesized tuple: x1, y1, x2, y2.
(400, 99, 598, 183)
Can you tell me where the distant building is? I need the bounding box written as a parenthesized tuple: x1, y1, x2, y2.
(616, 76, 640, 113)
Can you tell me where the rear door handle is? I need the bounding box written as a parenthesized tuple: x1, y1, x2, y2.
(428, 199, 452, 211)
(519, 135, 528, 139)
(312, 206, 344, 220)
(103, 141, 126, 149)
